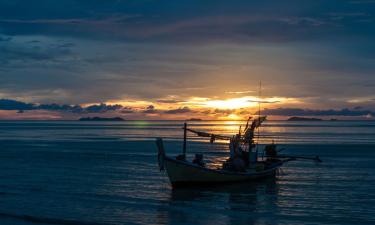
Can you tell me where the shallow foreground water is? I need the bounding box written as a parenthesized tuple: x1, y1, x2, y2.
(0, 120, 374, 225)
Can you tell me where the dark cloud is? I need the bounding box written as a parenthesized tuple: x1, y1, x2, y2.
(0, 15, 352, 43)
(214, 109, 236, 115)
(156, 99, 184, 104)
(0, 99, 123, 113)
(120, 107, 134, 114)
(0, 1, 373, 43)
(0, 42, 74, 68)
(350, 0, 375, 4)
(85, 103, 122, 113)
(261, 107, 374, 117)
(142, 105, 158, 114)
(37, 103, 82, 113)
(58, 43, 75, 48)
(0, 99, 34, 110)
(0, 36, 12, 42)
(165, 106, 191, 114)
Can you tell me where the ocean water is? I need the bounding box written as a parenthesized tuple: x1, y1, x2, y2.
(0, 120, 374, 225)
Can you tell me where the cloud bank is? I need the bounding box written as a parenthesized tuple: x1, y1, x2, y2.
(261, 107, 374, 117)
(1, 99, 373, 119)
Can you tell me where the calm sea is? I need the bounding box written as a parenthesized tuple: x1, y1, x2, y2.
(0, 120, 374, 225)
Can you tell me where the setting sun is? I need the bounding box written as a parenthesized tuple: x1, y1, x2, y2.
(187, 96, 295, 110)
(224, 114, 242, 120)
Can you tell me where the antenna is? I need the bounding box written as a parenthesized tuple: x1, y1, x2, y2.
(183, 122, 187, 159)
(257, 81, 261, 145)
(253, 81, 261, 162)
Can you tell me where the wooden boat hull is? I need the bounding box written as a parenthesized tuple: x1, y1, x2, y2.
(163, 156, 282, 187)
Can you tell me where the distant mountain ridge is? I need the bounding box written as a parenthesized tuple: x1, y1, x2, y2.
(287, 117, 322, 121)
(79, 117, 124, 121)
(187, 118, 202, 121)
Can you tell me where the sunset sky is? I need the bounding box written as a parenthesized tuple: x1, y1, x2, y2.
(0, 0, 374, 120)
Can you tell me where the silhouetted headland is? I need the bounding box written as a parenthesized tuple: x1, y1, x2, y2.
(187, 118, 202, 121)
(287, 117, 322, 121)
(79, 117, 125, 121)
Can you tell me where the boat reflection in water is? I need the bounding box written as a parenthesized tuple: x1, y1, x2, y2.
(156, 178, 280, 225)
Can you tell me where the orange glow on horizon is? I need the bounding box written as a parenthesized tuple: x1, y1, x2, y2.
(204, 97, 257, 109)
(65, 95, 305, 120)
(104, 95, 297, 110)
(223, 114, 242, 120)
(186, 96, 297, 110)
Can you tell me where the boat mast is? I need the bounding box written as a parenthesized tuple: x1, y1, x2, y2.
(255, 81, 261, 161)
(183, 122, 187, 159)
(257, 81, 261, 146)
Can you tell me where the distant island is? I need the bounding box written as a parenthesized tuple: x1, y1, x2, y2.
(287, 117, 322, 121)
(79, 117, 125, 121)
(188, 118, 202, 121)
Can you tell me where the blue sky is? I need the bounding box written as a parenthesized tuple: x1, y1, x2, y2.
(0, 0, 374, 119)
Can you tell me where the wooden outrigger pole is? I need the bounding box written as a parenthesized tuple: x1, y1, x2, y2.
(183, 122, 187, 159)
(256, 81, 262, 158)
(258, 81, 261, 142)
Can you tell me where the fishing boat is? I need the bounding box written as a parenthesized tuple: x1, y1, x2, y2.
(156, 117, 321, 188)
